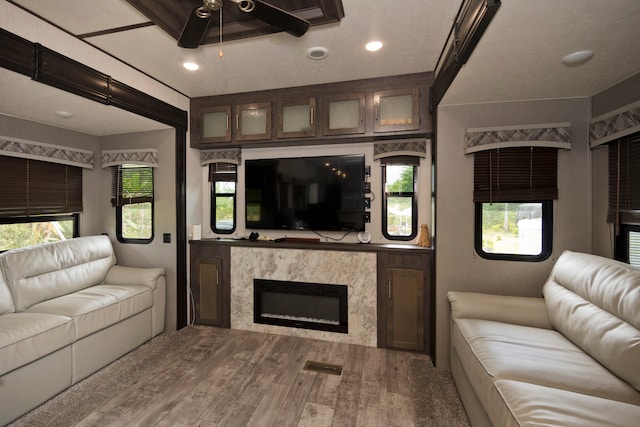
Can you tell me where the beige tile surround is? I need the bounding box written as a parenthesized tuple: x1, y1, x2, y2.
(230, 247, 378, 346)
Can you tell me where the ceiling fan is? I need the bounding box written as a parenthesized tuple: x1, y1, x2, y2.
(179, 0, 311, 48)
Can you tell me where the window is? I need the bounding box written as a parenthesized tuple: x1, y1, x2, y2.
(474, 147, 557, 261)
(0, 214, 79, 252)
(210, 163, 237, 234)
(0, 155, 82, 250)
(608, 133, 640, 264)
(112, 165, 154, 243)
(382, 157, 418, 240)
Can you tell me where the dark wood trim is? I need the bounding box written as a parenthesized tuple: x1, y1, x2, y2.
(0, 27, 189, 331)
(431, 0, 501, 107)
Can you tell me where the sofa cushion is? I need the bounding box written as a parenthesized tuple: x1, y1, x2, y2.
(0, 235, 116, 311)
(0, 312, 74, 376)
(543, 250, 640, 391)
(452, 318, 640, 406)
(0, 269, 15, 314)
(495, 379, 640, 427)
(25, 284, 153, 339)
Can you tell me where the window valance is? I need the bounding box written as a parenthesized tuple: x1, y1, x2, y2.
(101, 149, 158, 168)
(590, 101, 640, 148)
(0, 137, 94, 169)
(465, 123, 572, 154)
(374, 139, 427, 160)
(200, 148, 241, 166)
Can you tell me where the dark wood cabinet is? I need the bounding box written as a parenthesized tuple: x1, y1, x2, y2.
(190, 242, 230, 327)
(190, 72, 433, 148)
(377, 249, 432, 353)
(322, 93, 366, 136)
(276, 97, 316, 138)
(374, 87, 420, 133)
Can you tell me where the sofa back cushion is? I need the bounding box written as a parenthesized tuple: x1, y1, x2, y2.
(543, 250, 640, 391)
(0, 235, 116, 312)
(0, 268, 15, 314)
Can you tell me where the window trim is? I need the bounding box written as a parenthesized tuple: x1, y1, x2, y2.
(113, 165, 154, 244)
(382, 163, 418, 241)
(210, 163, 237, 235)
(474, 200, 553, 262)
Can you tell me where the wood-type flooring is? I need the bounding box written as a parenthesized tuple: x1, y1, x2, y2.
(76, 326, 429, 426)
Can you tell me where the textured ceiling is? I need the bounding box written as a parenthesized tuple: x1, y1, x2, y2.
(1, 0, 639, 135)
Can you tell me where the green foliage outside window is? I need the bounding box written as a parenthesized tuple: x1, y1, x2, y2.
(0, 217, 74, 251)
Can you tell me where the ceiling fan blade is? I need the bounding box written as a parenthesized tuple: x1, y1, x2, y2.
(178, 7, 213, 48)
(247, 0, 310, 37)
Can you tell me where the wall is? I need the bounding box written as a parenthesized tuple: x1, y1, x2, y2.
(199, 142, 432, 245)
(100, 129, 178, 332)
(435, 97, 591, 368)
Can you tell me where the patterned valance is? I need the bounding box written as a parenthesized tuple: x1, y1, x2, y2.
(465, 123, 572, 154)
(0, 137, 94, 169)
(200, 148, 241, 166)
(373, 139, 427, 160)
(590, 101, 640, 147)
(101, 149, 158, 168)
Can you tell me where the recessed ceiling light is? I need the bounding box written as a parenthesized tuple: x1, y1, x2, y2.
(365, 41, 383, 52)
(307, 47, 328, 60)
(55, 111, 73, 118)
(561, 50, 594, 67)
(183, 62, 199, 71)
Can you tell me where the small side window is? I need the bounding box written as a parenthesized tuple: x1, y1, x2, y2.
(112, 165, 154, 244)
(382, 161, 417, 240)
(615, 224, 640, 266)
(475, 201, 553, 261)
(210, 163, 237, 234)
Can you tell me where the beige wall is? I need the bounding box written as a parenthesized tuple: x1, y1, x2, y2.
(435, 97, 591, 368)
(100, 129, 178, 332)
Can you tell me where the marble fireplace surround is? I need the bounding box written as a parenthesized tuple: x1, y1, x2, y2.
(230, 247, 378, 346)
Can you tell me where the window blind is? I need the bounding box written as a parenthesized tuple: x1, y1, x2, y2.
(608, 134, 640, 224)
(473, 147, 558, 203)
(208, 163, 237, 183)
(111, 165, 154, 207)
(0, 155, 83, 217)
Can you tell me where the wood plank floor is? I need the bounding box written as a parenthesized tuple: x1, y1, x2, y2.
(76, 326, 429, 427)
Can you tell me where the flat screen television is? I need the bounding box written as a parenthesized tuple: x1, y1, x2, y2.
(245, 155, 365, 232)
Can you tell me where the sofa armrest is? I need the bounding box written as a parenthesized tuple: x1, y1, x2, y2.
(447, 291, 553, 329)
(104, 265, 165, 290)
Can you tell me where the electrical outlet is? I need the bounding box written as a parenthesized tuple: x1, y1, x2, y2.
(364, 197, 371, 208)
(163, 233, 171, 243)
(363, 182, 371, 193)
(364, 165, 371, 177)
(363, 212, 371, 223)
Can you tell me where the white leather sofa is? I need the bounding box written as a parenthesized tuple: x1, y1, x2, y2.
(0, 235, 166, 425)
(448, 250, 640, 427)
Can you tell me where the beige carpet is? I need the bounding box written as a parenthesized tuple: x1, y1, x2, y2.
(408, 358, 470, 427)
(10, 326, 469, 426)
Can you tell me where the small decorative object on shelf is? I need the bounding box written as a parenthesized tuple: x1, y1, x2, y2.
(357, 230, 372, 244)
(417, 224, 431, 247)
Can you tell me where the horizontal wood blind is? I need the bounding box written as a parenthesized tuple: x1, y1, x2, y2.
(111, 165, 154, 207)
(474, 147, 558, 203)
(208, 163, 237, 182)
(0, 155, 83, 216)
(608, 134, 640, 224)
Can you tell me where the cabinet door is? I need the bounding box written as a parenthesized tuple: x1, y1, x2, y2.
(195, 105, 232, 145)
(322, 93, 365, 136)
(236, 102, 272, 141)
(386, 267, 424, 351)
(193, 256, 224, 326)
(374, 88, 420, 132)
(276, 97, 316, 138)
